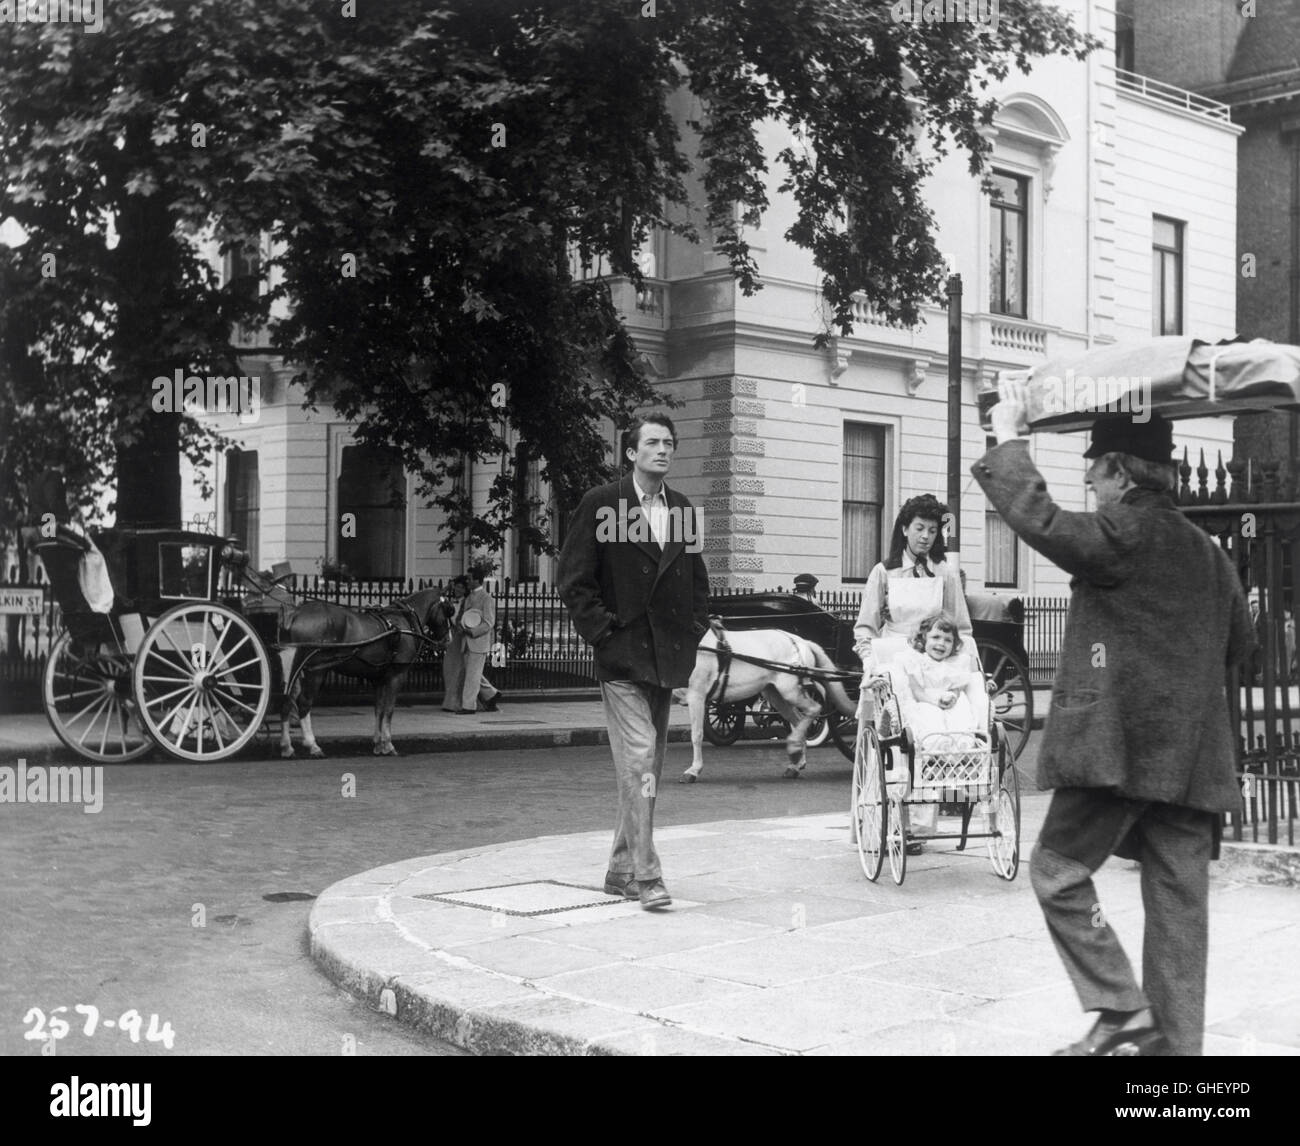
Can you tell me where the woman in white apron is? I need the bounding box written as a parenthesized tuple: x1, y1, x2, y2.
(853, 495, 972, 852)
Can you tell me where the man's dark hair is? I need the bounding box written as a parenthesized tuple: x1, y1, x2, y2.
(623, 412, 678, 456)
(883, 494, 951, 570)
(451, 574, 470, 590)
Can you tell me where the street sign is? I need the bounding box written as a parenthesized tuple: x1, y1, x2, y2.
(0, 587, 45, 615)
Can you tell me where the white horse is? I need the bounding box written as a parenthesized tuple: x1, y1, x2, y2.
(681, 629, 858, 782)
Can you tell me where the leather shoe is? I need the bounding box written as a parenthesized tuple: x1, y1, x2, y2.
(483, 696, 501, 712)
(454, 708, 476, 715)
(1054, 1008, 1172, 1056)
(638, 879, 672, 910)
(602, 872, 640, 898)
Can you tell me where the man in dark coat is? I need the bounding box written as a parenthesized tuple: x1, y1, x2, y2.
(974, 385, 1254, 1056)
(557, 413, 710, 910)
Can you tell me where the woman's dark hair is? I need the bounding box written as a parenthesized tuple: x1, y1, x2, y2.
(883, 494, 951, 570)
(911, 611, 964, 655)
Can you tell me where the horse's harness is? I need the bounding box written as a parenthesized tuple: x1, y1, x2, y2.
(702, 619, 860, 709)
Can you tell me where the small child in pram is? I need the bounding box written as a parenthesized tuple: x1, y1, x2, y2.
(898, 612, 981, 751)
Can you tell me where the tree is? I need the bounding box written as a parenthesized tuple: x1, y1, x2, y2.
(0, 0, 1096, 551)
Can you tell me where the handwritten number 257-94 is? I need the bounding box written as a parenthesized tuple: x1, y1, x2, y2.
(23, 1005, 175, 1049)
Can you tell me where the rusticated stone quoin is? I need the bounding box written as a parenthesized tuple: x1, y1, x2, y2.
(704, 536, 756, 552)
(703, 497, 758, 514)
(709, 398, 765, 419)
(706, 554, 764, 572)
(703, 458, 758, 474)
(710, 439, 765, 457)
(702, 418, 758, 437)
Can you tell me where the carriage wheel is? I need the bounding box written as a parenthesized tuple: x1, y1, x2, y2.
(804, 711, 831, 749)
(703, 701, 745, 746)
(988, 741, 1021, 880)
(830, 712, 859, 761)
(853, 724, 886, 881)
(43, 631, 152, 762)
(886, 758, 908, 886)
(978, 638, 1034, 761)
(132, 603, 271, 762)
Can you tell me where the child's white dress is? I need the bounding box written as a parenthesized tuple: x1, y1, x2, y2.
(900, 647, 977, 749)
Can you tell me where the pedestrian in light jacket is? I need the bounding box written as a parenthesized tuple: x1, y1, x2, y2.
(974, 388, 1255, 1057)
(456, 570, 501, 714)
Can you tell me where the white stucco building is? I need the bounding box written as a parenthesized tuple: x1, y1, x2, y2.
(186, 0, 1241, 597)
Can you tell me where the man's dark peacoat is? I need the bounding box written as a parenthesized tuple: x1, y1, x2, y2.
(558, 475, 710, 688)
(973, 441, 1255, 813)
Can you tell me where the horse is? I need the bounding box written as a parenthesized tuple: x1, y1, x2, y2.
(277, 588, 451, 758)
(681, 629, 857, 783)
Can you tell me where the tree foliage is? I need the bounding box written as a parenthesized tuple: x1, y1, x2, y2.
(0, 0, 1096, 554)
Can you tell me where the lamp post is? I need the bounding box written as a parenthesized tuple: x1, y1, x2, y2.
(946, 273, 963, 552)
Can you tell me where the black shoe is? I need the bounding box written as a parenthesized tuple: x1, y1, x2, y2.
(1054, 1008, 1171, 1056)
(602, 872, 640, 898)
(638, 879, 672, 910)
(482, 697, 500, 712)
(455, 708, 476, 715)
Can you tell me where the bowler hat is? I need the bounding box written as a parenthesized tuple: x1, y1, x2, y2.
(793, 573, 819, 590)
(1082, 413, 1174, 465)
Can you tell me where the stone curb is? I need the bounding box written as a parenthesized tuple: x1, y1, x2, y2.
(307, 847, 768, 1057)
(1213, 840, 1300, 888)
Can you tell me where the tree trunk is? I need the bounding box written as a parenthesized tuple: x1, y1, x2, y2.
(111, 121, 184, 529)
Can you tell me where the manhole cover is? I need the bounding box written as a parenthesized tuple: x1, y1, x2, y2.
(263, 891, 317, 902)
(416, 880, 623, 917)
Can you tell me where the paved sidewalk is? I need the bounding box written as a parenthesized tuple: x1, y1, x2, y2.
(309, 803, 1300, 1056)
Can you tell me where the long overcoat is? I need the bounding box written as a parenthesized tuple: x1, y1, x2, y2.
(973, 441, 1255, 813)
(557, 475, 710, 688)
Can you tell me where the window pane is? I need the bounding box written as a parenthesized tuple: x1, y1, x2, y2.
(338, 444, 406, 579)
(991, 172, 1023, 207)
(225, 449, 259, 570)
(843, 423, 885, 581)
(985, 510, 1018, 586)
(989, 206, 1004, 312)
(1153, 217, 1178, 249)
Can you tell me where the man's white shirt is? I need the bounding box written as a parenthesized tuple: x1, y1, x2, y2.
(631, 474, 668, 547)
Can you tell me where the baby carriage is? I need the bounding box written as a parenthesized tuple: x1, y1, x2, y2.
(849, 638, 1021, 885)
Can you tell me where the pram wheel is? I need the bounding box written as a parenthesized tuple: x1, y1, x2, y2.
(988, 740, 1021, 880)
(852, 724, 887, 880)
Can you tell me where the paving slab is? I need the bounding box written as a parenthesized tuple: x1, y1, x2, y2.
(310, 808, 1300, 1055)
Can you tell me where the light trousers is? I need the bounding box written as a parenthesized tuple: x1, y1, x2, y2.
(600, 680, 672, 881)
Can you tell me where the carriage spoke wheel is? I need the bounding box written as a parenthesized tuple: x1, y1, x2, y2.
(831, 711, 859, 762)
(804, 710, 831, 749)
(43, 631, 151, 762)
(978, 638, 1033, 761)
(703, 701, 745, 746)
(132, 603, 271, 762)
(853, 724, 887, 881)
(988, 741, 1022, 880)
